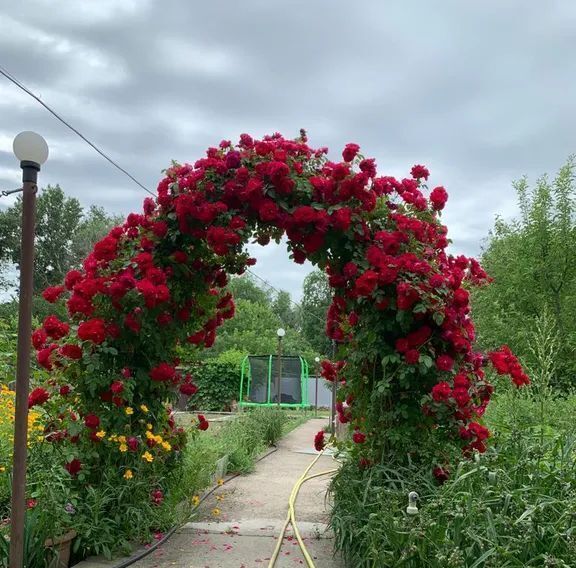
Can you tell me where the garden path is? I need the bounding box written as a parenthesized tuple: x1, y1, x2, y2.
(132, 417, 344, 568)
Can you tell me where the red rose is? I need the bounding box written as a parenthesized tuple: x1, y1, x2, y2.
(151, 221, 168, 238)
(258, 200, 279, 222)
(78, 318, 107, 344)
(43, 315, 70, 340)
(42, 285, 65, 303)
(410, 164, 430, 180)
(157, 312, 172, 326)
(37, 345, 58, 371)
(65, 270, 83, 290)
(430, 186, 448, 210)
(149, 363, 176, 382)
(110, 381, 124, 394)
(28, 387, 50, 409)
(180, 383, 198, 396)
(59, 385, 71, 396)
(59, 344, 83, 360)
(93, 235, 118, 262)
(431, 381, 451, 402)
(342, 143, 360, 162)
(197, 415, 209, 431)
(354, 270, 379, 297)
(127, 437, 139, 452)
(172, 251, 188, 264)
(121, 367, 132, 378)
(352, 430, 366, 444)
(65, 458, 82, 476)
(314, 430, 325, 452)
(84, 414, 100, 429)
(453, 288, 469, 307)
(435, 355, 454, 372)
(404, 349, 420, 364)
(32, 328, 48, 350)
(433, 466, 449, 484)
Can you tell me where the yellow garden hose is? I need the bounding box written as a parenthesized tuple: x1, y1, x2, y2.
(268, 449, 338, 568)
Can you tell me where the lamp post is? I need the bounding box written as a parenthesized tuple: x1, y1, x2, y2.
(314, 356, 320, 417)
(330, 339, 336, 436)
(276, 328, 285, 407)
(9, 131, 48, 568)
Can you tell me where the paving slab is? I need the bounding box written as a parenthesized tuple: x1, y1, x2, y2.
(132, 418, 344, 568)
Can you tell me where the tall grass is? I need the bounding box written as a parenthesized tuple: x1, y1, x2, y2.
(330, 317, 576, 567)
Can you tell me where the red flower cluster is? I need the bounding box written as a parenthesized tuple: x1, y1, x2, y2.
(29, 131, 527, 480)
(28, 387, 50, 409)
(489, 346, 530, 387)
(197, 415, 209, 431)
(314, 430, 325, 452)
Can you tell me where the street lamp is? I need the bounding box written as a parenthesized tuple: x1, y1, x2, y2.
(275, 328, 285, 407)
(9, 131, 48, 568)
(314, 356, 320, 417)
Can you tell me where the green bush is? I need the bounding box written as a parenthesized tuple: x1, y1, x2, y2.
(331, 393, 576, 567)
(185, 350, 244, 411)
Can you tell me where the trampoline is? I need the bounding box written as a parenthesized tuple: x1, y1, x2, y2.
(239, 355, 309, 408)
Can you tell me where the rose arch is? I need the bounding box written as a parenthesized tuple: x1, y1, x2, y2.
(31, 131, 527, 488)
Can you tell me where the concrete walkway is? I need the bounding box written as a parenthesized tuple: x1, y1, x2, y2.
(132, 418, 344, 568)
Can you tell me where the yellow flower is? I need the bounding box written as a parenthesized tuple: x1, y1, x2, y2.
(123, 469, 133, 480)
(216, 495, 223, 502)
(142, 451, 154, 463)
(96, 430, 106, 439)
(118, 436, 126, 444)
(119, 443, 128, 453)
(140, 404, 149, 413)
(125, 407, 134, 416)
(212, 508, 221, 517)
(145, 431, 154, 440)
(217, 478, 224, 486)
(146, 423, 153, 430)
(191, 495, 200, 506)
(0, 466, 5, 473)
(161, 441, 172, 452)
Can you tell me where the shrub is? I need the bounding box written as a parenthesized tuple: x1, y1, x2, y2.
(184, 350, 244, 411)
(331, 392, 576, 567)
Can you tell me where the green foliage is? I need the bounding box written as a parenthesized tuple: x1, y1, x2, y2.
(184, 350, 244, 411)
(0, 186, 122, 293)
(300, 270, 332, 356)
(472, 157, 576, 389)
(272, 290, 301, 330)
(0, 315, 17, 385)
(227, 274, 271, 305)
(331, 391, 576, 567)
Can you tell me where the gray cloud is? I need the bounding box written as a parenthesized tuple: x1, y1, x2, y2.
(1, 0, 575, 300)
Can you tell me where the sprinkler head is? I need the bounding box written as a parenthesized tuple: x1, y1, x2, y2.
(406, 491, 419, 515)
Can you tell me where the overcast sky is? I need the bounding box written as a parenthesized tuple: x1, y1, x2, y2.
(1, 1, 575, 301)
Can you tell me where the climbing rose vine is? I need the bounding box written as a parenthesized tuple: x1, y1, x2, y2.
(32, 131, 527, 488)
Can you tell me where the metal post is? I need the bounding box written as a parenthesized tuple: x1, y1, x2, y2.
(276, 337, 283, 407)
(330, 339, 336, 436)
(314, 372, 319, 418)
(9, 161, 38, 568)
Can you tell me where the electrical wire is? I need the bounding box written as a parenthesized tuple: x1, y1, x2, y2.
(0, 63, 325, 322)
(0, 64, 155, 197)
(246, 268, 326, 325)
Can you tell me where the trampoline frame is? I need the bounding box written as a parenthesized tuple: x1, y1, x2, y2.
(239, 354, 309, 408)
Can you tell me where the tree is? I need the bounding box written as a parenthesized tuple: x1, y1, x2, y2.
(0, 186, 122, 293)
(300, 270, 332, 356)
(472, 157, 576, 388)
(227, 274, 271, 305)
(272, 290, 300, 330)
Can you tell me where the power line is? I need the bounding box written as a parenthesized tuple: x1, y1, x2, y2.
(0, 64, 155, 197)
(0, 63, 324, 318)
(246, 268, 326, 324)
